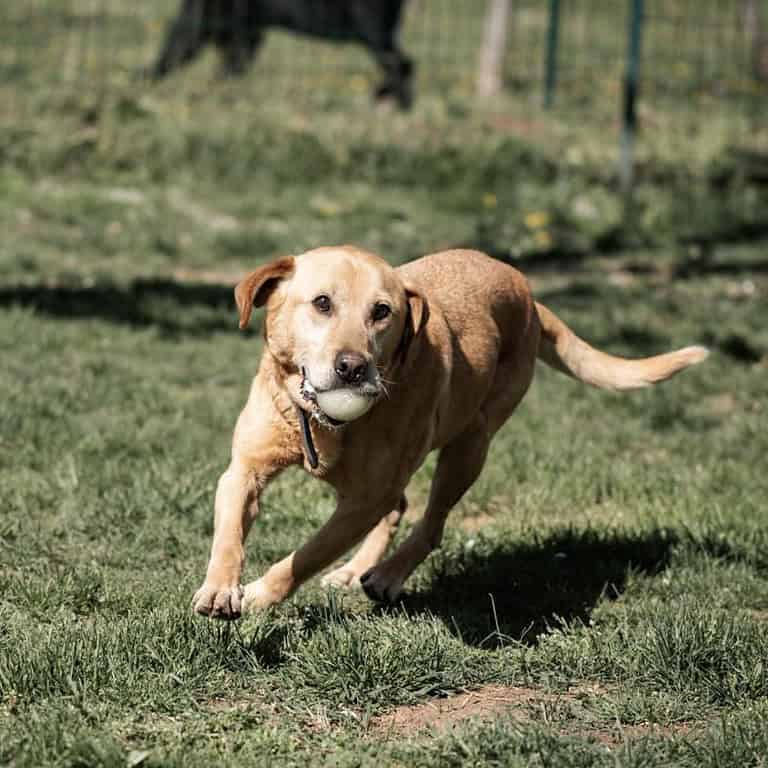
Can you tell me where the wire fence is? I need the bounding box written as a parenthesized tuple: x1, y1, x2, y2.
(1, 1, 766, 160)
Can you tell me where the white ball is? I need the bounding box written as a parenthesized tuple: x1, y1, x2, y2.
(316, 389, 375, 422)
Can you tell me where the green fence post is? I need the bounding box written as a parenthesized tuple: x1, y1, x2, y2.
(543, 0, 561, 109)
(619, 0, 645, 193)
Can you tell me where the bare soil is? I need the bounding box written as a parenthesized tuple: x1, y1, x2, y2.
(370, 683, 698, 747)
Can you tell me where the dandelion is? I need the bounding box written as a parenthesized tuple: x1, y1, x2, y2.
(482, 193, 497, 209)
(525, 211, 550, 229)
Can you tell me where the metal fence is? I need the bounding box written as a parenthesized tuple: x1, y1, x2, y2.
(1, 1, 766, 165)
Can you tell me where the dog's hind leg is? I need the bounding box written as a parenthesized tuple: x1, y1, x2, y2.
(217, 1, 263, 77)
(360, 340, 537, 604)
(321, 495, 406, 589)
(350, 1, 413, 109)
(242, 495, 399, 611)
(218, 30, 263, 77)
(151, 0, 208, 79)
(361, 424, 491, 603)
(372, 49, 414, 110)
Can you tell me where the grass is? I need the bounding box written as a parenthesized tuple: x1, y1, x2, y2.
(2, 2, 768, 765)
(1, 220, 767, 766)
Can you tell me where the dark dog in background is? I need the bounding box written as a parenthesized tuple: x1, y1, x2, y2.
(150, 0, 414, 109)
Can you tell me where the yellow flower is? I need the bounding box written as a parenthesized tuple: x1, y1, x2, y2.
(525, 211, 550, 229)
(482, 193, 497, 209)
(534, 230, 553, 249)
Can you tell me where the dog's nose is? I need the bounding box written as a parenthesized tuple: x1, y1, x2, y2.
(334, 352, 368, 385)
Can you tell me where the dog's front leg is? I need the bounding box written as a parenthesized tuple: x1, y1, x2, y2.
(242, 497, 393, 611)
(193, 380, 297, 620)
(192, 461, 261, 619)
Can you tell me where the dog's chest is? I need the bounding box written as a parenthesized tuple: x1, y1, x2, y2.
(311, 416, 421, 499)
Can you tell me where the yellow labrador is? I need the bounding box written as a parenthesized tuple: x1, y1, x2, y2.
(193, 246, 707, 619)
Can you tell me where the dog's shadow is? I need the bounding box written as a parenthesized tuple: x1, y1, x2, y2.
(388, 527, 677, 648)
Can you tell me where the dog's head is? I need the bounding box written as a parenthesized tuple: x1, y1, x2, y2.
(235, 246, 428, 420)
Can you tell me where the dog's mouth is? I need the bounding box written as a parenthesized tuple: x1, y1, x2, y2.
(300, 367, 379, 429)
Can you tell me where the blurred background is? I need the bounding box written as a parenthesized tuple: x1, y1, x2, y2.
(0, 0, 768, 342)
(1, 0, 766, 300)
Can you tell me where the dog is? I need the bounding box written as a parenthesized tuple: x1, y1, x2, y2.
(150, 0, 414, 109)
(192, 246, 707, 619)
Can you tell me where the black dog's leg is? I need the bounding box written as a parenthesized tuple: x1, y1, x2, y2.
(373, 48, 414, 110)
(151, 0, 208, 80)
(214, 0, 263, 77)
(218, 29, 263, 76)
(350, 0, 414, 110)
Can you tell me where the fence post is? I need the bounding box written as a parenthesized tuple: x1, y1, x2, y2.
(619, 0, 645, 194)
(543, 0, 561, 108)
(477, 0, 511, 98)
(744, 0, 768, 82)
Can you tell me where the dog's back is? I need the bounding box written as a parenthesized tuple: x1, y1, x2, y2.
(260, 0, 406, 43)
(398, 250, 539, 446)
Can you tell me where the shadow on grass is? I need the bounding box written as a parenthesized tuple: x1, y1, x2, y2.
(0, 279, 257, 336)
(1, 266, 759, 360)
(673, 252, 768, 278)
(393, 528, 677, 649)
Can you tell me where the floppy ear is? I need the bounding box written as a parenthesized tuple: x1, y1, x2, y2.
(406, 286, 429, 339)
(234, 256, 294, 329)
(397, 284, 429, 364)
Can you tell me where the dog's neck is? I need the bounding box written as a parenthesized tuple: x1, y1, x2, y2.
(261, 357, 344, 475)
(296, 405, 346, 470)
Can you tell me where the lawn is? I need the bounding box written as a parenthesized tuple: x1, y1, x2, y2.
(2, 3, 768, 766)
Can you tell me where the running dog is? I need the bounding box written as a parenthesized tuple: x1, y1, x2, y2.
(193, 246, 707, 619)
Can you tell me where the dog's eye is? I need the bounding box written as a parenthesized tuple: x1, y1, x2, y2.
(372, 303, 391, 322)
(312, 295, 332, 314)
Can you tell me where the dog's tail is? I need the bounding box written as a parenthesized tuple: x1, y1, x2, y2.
(535, 302, 708, 391)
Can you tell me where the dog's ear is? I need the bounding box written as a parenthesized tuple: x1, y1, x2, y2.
(234, 256, 294, 329)
(406, 286, 429, 339)
(397, 284, 429, 364)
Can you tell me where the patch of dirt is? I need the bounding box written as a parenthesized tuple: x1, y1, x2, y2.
(749, 609, 768, 622)
(370, 683, 699, 747)
(371, 685, 544, 735)
(371, 683, 602, 736)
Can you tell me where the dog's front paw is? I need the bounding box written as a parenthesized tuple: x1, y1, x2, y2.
(321, 564, 362, 590)
(192, 582, 243, 620)
(359, 566, 404, 604)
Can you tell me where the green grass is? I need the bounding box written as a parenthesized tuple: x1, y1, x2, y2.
(1, 230, 767, 764)
(2, 2, 768, 765)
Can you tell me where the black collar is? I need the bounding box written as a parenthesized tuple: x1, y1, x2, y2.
(296, 406, 345, 469)
(297, 406, 319, 469)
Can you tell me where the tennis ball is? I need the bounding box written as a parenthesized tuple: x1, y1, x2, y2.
(316, 389, 375, 422)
